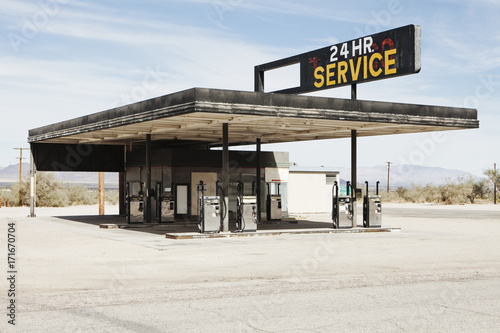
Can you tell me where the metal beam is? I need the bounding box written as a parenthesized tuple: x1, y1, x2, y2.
(351, 84, 357, 228)
(222, 123, 229, 232)
(119, 171, 125, 215)
(254, 67, 265, 92)
(256, 138, 261, 222)
(29, 146, 36, 217)
(146, 134, 152, 223)
(351, 129, 357, 228)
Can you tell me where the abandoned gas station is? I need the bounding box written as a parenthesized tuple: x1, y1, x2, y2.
(27, 25, 479, 235)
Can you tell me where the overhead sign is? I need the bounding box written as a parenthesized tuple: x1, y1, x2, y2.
(255, 25, 421, 94)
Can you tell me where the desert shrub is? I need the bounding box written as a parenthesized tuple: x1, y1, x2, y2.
(8, 172, 113, 207)
(427, 184, 441, 202)
(68, 185, 97, 206)
(395, 186, 407, 200)
(383, 176, 488, 205)
(104, 189, 119, 205)
(27, 173, 69, 207)
(0, 187, 18, 207)
(472, 178, 490, 200)
(380, 189, 403, 202)
(484, 168, 500, 188)
(438, 176, 487, 205)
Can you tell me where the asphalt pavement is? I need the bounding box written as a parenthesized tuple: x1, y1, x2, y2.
(1, 203, 500, 332)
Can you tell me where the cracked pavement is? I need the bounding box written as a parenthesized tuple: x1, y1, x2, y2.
(1, 203, 500, 332)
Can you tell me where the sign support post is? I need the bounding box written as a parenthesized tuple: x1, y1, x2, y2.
(351, 83, 357, 228)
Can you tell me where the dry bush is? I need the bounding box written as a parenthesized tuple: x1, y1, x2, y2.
(8, 173, 105, 207)
(385, 176, 489, 205)
(68, 185, 97, 206)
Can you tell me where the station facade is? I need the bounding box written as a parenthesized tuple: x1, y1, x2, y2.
(27, 25, 479, 232)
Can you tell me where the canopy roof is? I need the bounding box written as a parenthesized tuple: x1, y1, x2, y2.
(28, 88, 478, 146)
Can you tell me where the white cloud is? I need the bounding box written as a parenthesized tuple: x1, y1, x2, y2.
(0, 0, 497, 172)
(174, 0, 372, 24)
(2, 0, 40, 16)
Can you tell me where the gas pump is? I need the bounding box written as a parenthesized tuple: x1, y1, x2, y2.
(332, 181, 354, 229)
(266, 183, 282, 221)
(127, 181, 144, 223)
(236, 182, 257, 232)
(363, 181, 382, 228)
(197, 181, 221, 233)
(156, 182, 174, 223)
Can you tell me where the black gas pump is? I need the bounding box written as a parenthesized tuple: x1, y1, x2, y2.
(216, 180, 228, 228)
(125, 182, 130, 220)
(236, 182, 244, 231)
(154, 182, 161, 222)
(332, 181, 354, 229)
(363, 181, 382, 228)
(332, 181, 339, 229)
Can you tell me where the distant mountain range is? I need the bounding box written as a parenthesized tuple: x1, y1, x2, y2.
(339, 164, 475, 188)
(0, 163, 476, 189)
(0, 163, 119, 187)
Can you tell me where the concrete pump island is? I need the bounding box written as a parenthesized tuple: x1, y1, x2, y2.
(27, 25, 478, 236)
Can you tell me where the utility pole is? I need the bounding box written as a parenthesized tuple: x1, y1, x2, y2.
(13, 148, 29, 206)
(99, 172, 105, 215)
(495, 163, 497, 205)
(386, 161, 391, 193)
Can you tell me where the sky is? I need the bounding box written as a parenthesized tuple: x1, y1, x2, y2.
(1, 0, 499, 178)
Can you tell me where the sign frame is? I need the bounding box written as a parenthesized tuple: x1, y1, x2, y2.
(255, 24, 421, 94)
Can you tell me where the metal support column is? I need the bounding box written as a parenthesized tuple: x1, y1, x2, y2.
(351, 129, 357, 188)
(119, 145, 126, 216)
(351, 83, 357, 100)
(351, 84, 357, 228)
(222, 123, 229, 232)
(29, 146, 36, 217)
(119, 172, 125, 215)
(351, 129, 357, 228)
(254, 67, 264, 92)
(146, 134, 152, 223)
(256, 138, 261, 222)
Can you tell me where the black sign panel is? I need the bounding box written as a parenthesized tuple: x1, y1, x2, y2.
(32, 143, 125, 172)
(255, 25, 421, 94)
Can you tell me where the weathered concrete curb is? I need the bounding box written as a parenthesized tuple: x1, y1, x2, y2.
(165, 227, 401, 239)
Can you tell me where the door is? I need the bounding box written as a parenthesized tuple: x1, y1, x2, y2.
(175, 184, 189, 219)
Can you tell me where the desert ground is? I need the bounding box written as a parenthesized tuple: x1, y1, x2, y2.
(1, 203, 500, 332)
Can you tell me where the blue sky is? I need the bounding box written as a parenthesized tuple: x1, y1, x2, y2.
(1, 0, 499, 177)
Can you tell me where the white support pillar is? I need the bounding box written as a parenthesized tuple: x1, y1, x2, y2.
(222, 123, 229, 232)
(29, 147, 36, 217)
